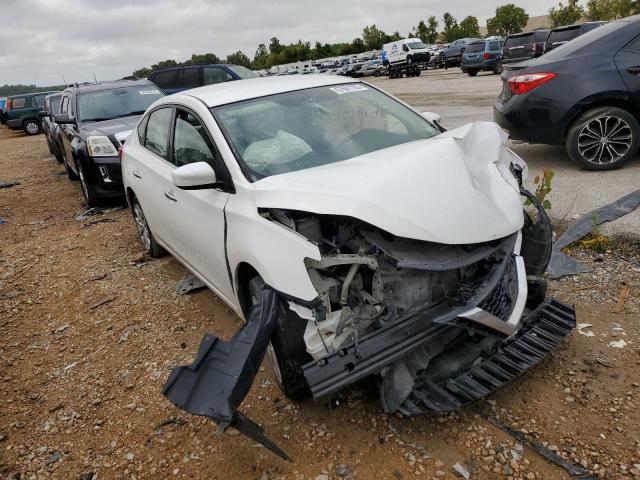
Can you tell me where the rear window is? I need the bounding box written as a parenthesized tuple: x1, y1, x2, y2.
(150, 70, 178, 89)
(11, 97, 27, 108)
(547, 26, 580, 44)
(504, 33, 534, 48)
(543, 20, 630, 60)
(488, 41, 502, 51)
(466, 42, 486, 53)
(535, 30, 551, 41)
(226, 65, 258, 79)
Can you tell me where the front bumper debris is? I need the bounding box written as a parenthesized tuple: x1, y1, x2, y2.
(161, 287, 291, 460)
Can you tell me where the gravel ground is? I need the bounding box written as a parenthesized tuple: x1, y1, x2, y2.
(1, 104, 639, 480)
(367, 70, 640, 238)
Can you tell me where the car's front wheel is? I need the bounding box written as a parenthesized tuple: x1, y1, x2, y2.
(566, 106, 639, 170)
(467, 70, 478, 77)
(249, 276, 311, 400)
(23, 119, 41, 135)
(131, 198, 165, 257)
(78, 163, 99, 207)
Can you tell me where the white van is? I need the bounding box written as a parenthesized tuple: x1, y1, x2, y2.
(381, 39, 431, 66)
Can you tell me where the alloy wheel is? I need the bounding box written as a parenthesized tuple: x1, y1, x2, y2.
(577, 115, 632, 165)
(133, 204, 151, 252)
(25, 121, 39, 134)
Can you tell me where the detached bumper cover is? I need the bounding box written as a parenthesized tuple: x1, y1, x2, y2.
(161, 287, 291, 460)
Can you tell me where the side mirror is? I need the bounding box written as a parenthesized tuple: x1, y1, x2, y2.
(172, 162, 217, 190)
(54, 112, 74, 124)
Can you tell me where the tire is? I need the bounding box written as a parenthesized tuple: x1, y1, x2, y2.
(467, 70, 478, 77)
(78, 163, 99, 207)
(249, 276, 312, 400)
(53, 145, 64, 163)
(63, 153, 78, 180)
(131, 198, 165, 257)
(566, 106, 640, 170)
(492, 62, 503, 75)
(23, 119, 41, 135)
(406, 55, 413, 66)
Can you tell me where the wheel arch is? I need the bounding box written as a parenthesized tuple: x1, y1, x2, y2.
(564, 94, 640, 140)
(235, 262, 261, 317)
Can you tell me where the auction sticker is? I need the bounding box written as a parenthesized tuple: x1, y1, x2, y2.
(138, 89, 161, 95)
(329, 84, 368, 95)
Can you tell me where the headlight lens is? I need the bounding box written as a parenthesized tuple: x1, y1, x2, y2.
(87, 136, 118, 157)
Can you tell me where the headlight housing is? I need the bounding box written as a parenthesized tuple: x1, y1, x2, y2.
(87, 136, 118, 157)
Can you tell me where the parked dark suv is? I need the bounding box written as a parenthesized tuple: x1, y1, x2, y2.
(148, 64, 257, 94)
(501, 30, 550, 64)
(40, 93, 64, 163)
(4, 91, 59, 134)
(54, 79, 164, 205)
(494, 16, 640, 170)
(544, 21, 606, 52)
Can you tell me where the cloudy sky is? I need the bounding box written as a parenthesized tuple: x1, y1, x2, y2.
(1, 0, 558, 85)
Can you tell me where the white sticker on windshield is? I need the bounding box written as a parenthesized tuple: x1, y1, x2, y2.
(138, 89, 160, 95)
(329, 84, 368, 95)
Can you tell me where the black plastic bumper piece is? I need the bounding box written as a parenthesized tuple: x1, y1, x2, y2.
(399, 298, 576, 414)
(161, 287, 291, 460)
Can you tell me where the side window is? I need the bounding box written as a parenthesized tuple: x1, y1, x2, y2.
(44, 98, 51, 114)
(144, 108, 173, 159)
(624, 35, 640, 53)
(60, 96, 68, 114)
(12, 97, 26, 109)
(402, 44, 409, 52)
(203, 67, 233, 85)
(182, 68, 201, 88)
(137, 114, 149, 144)
(33, 95, 46, 108)
(172, 109, 217, 167)
(151, 70, 177, 89)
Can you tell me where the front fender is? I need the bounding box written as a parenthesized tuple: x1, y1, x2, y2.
(225, 192, 320, 302)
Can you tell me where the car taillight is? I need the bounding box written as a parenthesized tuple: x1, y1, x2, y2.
(6, 99, 11, 111)
(483, 52, 490, 60)
(117, 146, 123, 162)
(507, 72, 556, 95)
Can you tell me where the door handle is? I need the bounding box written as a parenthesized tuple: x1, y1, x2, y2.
(627, 66, 640, 75)
(132, 169, 142, 179)
(164, 190, 177, 202)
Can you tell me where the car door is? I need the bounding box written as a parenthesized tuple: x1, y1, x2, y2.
(59, 93, 75, 165)
(168, 107, 233, 301)
(130, 106, 183, 250)
(615, 35, 640, 103)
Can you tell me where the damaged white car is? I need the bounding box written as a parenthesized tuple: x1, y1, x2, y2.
(121, 75, 575, 459)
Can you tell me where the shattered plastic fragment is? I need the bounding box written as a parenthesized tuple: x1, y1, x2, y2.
(608, 339, 627, 349)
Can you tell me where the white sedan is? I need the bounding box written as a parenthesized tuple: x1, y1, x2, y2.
(121, 75, 575, 457)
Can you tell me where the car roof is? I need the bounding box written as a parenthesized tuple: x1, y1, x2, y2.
(45, 92, 62, 100)
(508, 29, 550, 38)
(66, 79, 155, 94)
(180, 75, 358, 108)
(8, 90, 59, 99)
(150, 64, 236, 74)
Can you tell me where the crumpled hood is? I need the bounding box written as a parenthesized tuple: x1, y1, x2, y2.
(251, 121, 524, 244)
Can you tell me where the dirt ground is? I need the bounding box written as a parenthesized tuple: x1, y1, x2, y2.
(1, 117, 639, 480)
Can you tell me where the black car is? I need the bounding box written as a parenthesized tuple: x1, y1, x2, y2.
(147, 64, 256, 95)
(40, 93, 64, 163)
(544, 21, 606, 52)
(501, 30, 550, 64)
(494, 16, 640, 170)
(54, 79, 164, 205)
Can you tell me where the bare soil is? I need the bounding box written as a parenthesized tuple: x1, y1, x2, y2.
(1, 126, 639, 480)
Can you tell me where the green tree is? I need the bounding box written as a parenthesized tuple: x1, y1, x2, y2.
(459, 16, 481, 38)
(184, 53, 221, 66)
(414, 20, 429, 43)
(269, 37, 283, 55)
(487, 4, 529, 36)
(549, 0, 584, 26)
(362, 24, 387, 49)
(252, 44, 269, 69)
(442, 12, 460, 42)
(351, 37, 366, 53)
(586, 0, 636, 19)
(225, 51, 251, 68)
(426, 16, 439, 43)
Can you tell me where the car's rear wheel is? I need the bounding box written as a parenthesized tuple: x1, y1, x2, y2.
(249, 276, 311, 400)
(23, 119, 41, 135)
(132, 198, 165, 257)
(492, 62, 503, 74)
(467, 70, 478, 77)
(566, 106, 639, 170)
